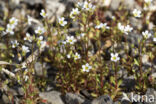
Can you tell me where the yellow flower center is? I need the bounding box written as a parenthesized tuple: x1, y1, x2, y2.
(10, 21, 15, 25)
(69, 39, 72, 42)
(85, 4, 89, 8)
(42, 13, 46, 16)
(38, 30, 42, 34)
(60, 20, 63, 24)
(85, 66, 89, 70)
(8, 28, 12, 32)
(113, 57, 116, 60)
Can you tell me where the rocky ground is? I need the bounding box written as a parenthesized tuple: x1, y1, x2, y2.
(0, 0, 156, 104)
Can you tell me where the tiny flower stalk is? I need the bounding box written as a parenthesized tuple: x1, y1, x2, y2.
(136, 30, 151, 92)
(110, 53, 122, 99)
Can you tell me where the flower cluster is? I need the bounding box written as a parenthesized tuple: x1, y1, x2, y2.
(118, 23, 133, 35)
(58, 17, 67, 27)
(27, 15, 33, 25)
(142, 30, 151, 39)
(35, 27, 46, 35)
(22, 45, 30, 54)
(132, 9, 142, 18)
(6, 17, 18, 35)
(70, 8, 80, 19)
(82, 63, 92, 72)
(74, 52, 81, 60)
(37, 35, 46, 45)
(40, 9, 48, 18)
(95, 23, 110, 30)
(11, 40, 19, 48)
(67, 52, 81, 60)
(24, 33, 33, 42)
(111, 53, 120, 62)
(78, 1, 96, 11)
(66, 36, 77, 45)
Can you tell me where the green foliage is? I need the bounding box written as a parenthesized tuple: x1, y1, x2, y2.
(0, 0, 156, 103)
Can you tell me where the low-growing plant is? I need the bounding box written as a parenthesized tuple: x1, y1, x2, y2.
(0, 0, 156, 103)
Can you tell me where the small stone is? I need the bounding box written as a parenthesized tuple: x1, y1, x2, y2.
(110, 0, 122, 10)
(122, 0, 135, 10)
(22, 0, 43, 5)
(129, 17, 143, 30)
(46, 0, 66, 19)
(91, 95, 113, 104)
(34, 62, 46, 77)
(110, 0, 139, 10)
(121, 76, 136, 91)
(80, 90, 93, 100)
(65, 93, 89, 104)
(121, 100, 131, 104)
(2, 94, 10, 104)
(142, 55, 149, 64)
(39, 91, 64, 104)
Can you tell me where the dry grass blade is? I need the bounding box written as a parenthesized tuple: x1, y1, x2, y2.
(1, 68, 16, 78)
(0, 61, 10, 65)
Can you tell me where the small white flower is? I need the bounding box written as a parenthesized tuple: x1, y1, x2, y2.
(70, 13, 75, 19)
(9, 17, 18, 26)
(118, 23, 133, 35)
(82, 63, 92, 72)
(11, 40, 19, 48)
(6, 24, 14, 35)
(124, 25, 133, 34)
(153, 38, 156, 42)
(95, 23, 110, 29)
(24, 33, 33, 42)
(40, 41, 46, 46)
(142, 30, 151, 39)
(70, 8, 80, 19)
(18, 55, 22, 61)
(118, 23, 125, 32)
(112, 16, 115, 20)
(82, 1, 96, 11)
(71, 8, 80, 15)
(37, 36, 45, 45)
(58, 40, 66, 47)
(40, 9, 48, 18)
(111, 53, 120, 62)
(27, 15, 33, 25)
(67, 54, 71, 58)
(83, 1, 90, 10)
(22, 63, 27, 68)
(35, 27, 46, 35)
(77, 2, 83, 7)
(80, 33, 85, 37)
(24, 75, 29, 82)
(66, 36, 77, 45)
(132, 9, 141, 18)
(38, 36, 44, 41)
(82, 1, 93, 11)
(62, 41, 67, 45)
(58, 17, 67, 26)
(125, 25, 133, 32)
(22, 45, 30, 53)
(74, 52, 81, 60)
